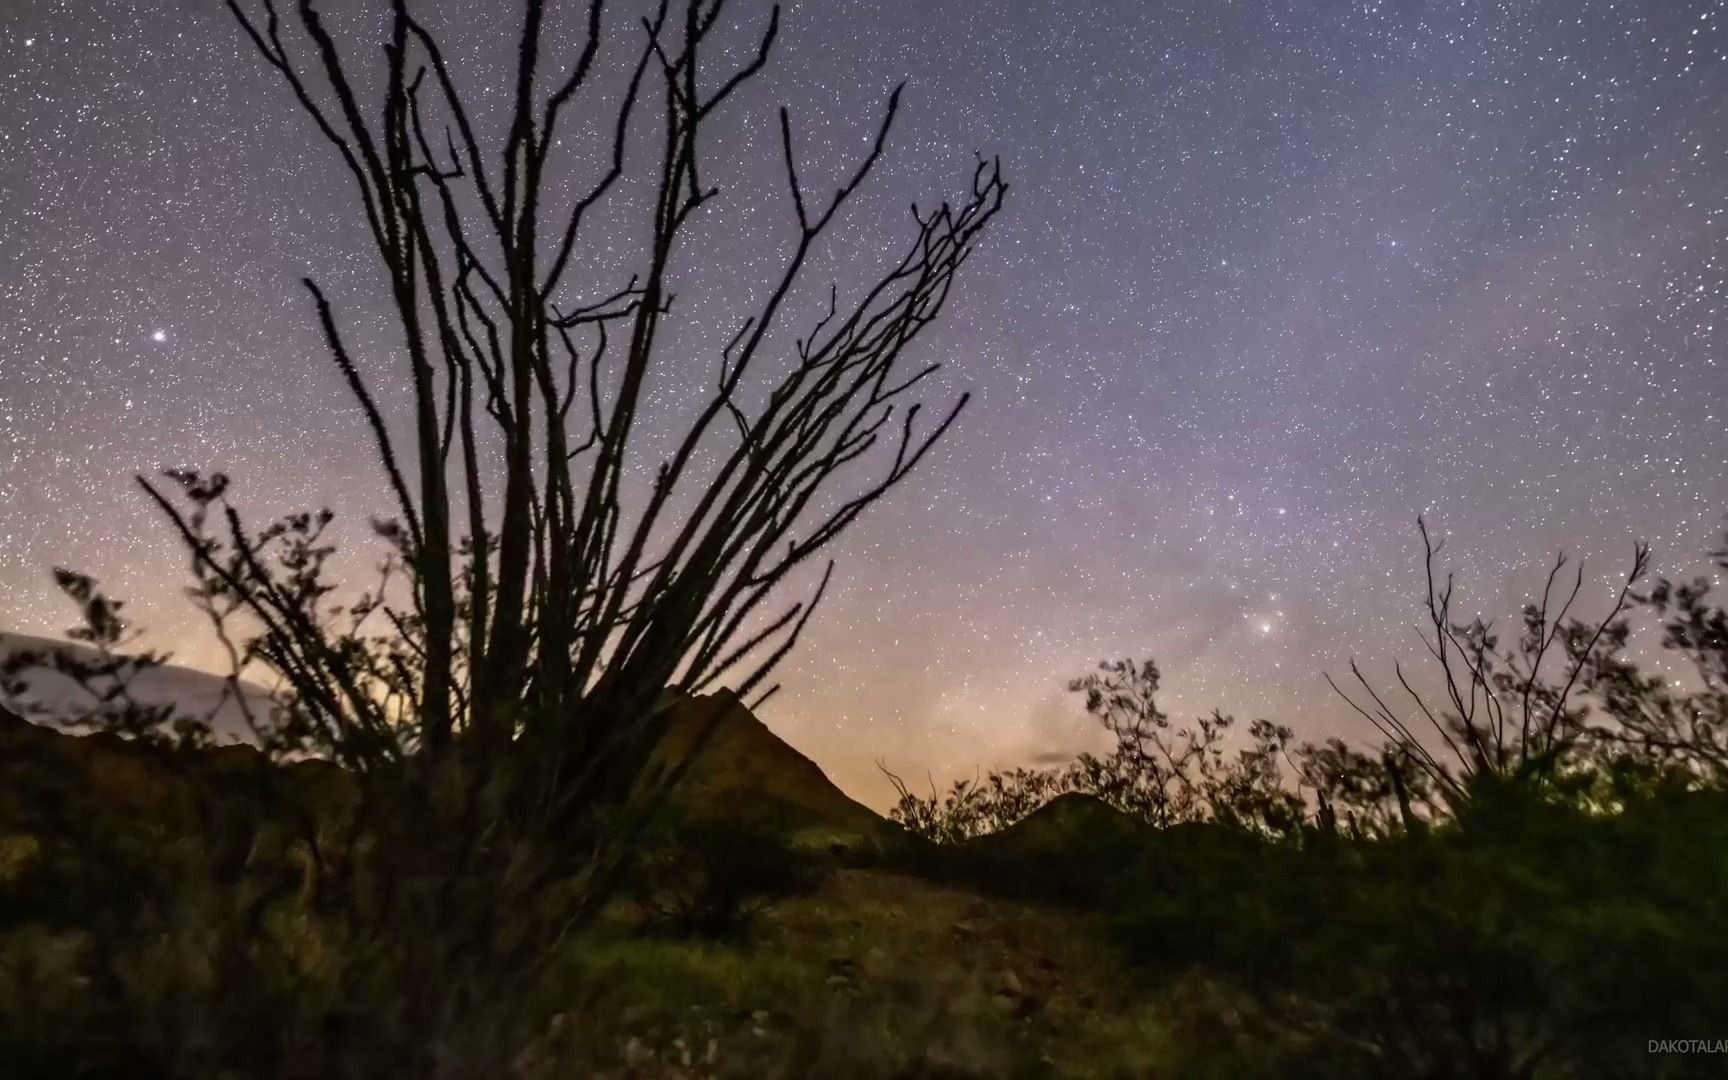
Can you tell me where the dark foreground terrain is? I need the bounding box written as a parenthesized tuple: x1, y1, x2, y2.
(2, 691, 1725, 1079)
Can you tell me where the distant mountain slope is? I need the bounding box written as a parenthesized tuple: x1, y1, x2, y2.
(650, 689, 891, 844)
(967, 791, 1147, 854)
(0, 632, 275, 742)
(0, 632, 887, 840)
(953, 789, 1267, 905)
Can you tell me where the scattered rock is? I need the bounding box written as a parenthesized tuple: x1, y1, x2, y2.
(862, 944, 891, 977)
(622, 1036, 648, 1066)
(988, 967, 1044, 1020)
(0, 834, 39, 883)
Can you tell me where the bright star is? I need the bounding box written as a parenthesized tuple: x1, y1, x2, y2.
(151, 329, 167, 343)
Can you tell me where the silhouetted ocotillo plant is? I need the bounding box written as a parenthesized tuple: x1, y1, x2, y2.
(137, 0, 1004, 828)
(1328, 516, 1650, 806)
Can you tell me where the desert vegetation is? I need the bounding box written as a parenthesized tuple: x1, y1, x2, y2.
(8, 514, 1726, 1077)
(6, 0, 1009, 1069)
(3, 0, 1726, 1077)
(881, 521, 1728, 1078)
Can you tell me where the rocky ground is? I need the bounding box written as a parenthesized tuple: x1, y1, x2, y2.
(551, 867, 1175, 1079)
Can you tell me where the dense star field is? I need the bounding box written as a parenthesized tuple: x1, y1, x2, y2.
(2, 0, 1725, 806)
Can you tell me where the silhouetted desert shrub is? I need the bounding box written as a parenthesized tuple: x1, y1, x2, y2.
(886, 661, 1307, 847)
(883, 519, 1728, 1077)
(1117, 775, 1728, 1079)
(0, 702, 625, 1078)
(629, 812, 832, 939)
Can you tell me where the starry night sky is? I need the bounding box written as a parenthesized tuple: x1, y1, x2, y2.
(3, 0, 1725, 807)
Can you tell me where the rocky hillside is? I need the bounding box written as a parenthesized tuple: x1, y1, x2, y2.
(650, 688, 891, 846)
(0, 664, 891, 846)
